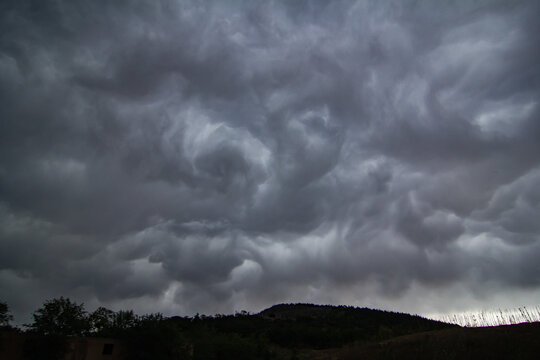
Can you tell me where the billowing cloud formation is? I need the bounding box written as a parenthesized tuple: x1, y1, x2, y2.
(1, 0, 540, 322)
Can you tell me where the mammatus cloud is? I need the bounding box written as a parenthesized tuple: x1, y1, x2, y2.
(1, 0, 539, 322)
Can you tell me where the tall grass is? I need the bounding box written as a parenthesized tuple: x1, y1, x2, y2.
(433, 305, 540, 327)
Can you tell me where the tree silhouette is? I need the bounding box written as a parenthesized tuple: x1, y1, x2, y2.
(26, 297, 89, 336)
(112, 309, 139, 331)
(0, 300, 14, 327)
(89, 306, 115, 335)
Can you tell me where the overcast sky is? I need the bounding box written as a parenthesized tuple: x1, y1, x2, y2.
(1, 0, 540, 324)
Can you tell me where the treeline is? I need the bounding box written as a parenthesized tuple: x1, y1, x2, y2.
(1, 298, 190, 359)
(1, 299, 454, 360)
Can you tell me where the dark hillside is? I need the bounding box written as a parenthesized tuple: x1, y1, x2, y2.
(328, 322, 540, 360)
(165, 303, 454, 359)
(3, 301, 538, 360)
(257, 303, 453, 348)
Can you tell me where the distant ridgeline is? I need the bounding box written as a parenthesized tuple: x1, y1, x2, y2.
(251, 303, 453, 348)
(432, 305, 540, 327)
(4, 300, 540, 359)
(0, 300, 456, 360)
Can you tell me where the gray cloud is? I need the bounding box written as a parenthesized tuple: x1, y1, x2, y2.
(1, 0, 540, 322)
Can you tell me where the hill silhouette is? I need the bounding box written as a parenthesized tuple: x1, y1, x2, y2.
(164, 303, 454, 359)
(158, 303, 540, 359)
(254, 303, 452, 349)
(3, 301, 539, 359)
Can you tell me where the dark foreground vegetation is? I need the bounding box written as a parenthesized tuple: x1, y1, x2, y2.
(1, 299, 539, 359)
(326, 322, 540, 360)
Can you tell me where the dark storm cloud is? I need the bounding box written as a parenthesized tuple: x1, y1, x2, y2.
(1, 0, 540, 321)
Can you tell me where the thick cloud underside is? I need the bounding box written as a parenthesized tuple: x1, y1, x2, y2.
(1, 0, 540, 321)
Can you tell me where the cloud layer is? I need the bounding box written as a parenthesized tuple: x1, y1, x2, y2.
(1, 0, 539, 321)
